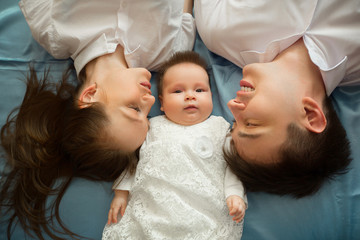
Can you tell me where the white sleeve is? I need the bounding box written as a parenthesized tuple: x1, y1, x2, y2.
(179, 12, 196, 51)
(112, 170, 135, 191)
(224, 166, 248, 206)
(19, 0, 71, 59)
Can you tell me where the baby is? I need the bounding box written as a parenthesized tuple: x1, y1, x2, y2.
(103, 51, 247, 240)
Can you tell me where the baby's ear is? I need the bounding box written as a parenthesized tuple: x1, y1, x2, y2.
(159, 95, 164, 111)
(78, 83, 98, 108)
(302, 97, 327, 133)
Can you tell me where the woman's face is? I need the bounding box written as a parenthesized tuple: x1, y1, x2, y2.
(96, 67, 155, 152)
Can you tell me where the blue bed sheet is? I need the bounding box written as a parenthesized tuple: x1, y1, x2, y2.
(1, 1, 359, 239)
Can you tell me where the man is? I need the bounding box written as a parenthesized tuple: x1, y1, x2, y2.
(195, 0, 360, 197)
(226, 39, 351, 197)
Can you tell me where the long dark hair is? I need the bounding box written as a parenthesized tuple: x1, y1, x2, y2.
(0, 67, 138, 239)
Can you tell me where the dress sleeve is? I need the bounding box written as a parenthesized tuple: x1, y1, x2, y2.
(112, 171, 135, 191)
(224, 165, 248, 207)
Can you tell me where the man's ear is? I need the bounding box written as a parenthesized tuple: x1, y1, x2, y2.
(78, 83, 98, 108)
(302, 97, 327, 133)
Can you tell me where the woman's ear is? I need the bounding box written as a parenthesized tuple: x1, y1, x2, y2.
(78, 83, 98, 108)
(302, 97, 327, 133)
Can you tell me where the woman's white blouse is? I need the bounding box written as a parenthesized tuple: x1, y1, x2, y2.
(195, 0, 360, 95)
(19, 0, 196, 75)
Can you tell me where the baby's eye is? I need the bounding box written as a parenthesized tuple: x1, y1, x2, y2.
(174, 90, 182, 93)
(196, 89, 204, 92)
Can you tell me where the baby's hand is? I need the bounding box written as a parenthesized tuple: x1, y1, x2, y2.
(107, 190, 129, 225)
(226, 195, 246, 223)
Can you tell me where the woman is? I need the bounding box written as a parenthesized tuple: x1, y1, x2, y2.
(0, 0, 195, 239)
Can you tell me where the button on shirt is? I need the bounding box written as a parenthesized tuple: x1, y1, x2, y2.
(195, 0, 360, 95)
(19, 0, 196, 75)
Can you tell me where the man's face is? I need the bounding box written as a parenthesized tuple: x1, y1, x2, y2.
(228, 61, 304, 164)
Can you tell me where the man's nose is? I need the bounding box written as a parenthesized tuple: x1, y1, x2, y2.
(227, 98, 246, 113)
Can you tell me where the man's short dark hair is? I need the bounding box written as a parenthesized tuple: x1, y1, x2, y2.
(224, 96, 352, 198)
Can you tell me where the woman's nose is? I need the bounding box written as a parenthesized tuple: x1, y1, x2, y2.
(142, 94, 155, 106)
(137, 67, 152, 80)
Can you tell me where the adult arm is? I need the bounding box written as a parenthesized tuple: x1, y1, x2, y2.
(18, 0, 70, 59)
(183, 0, 194, 14)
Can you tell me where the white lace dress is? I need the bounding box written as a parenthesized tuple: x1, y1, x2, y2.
(102, 115, 243, 240)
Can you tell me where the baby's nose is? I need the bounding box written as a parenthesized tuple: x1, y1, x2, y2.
(185, 92, 196, 100)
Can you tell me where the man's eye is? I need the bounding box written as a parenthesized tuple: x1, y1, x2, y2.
(246, 122, 257, 127)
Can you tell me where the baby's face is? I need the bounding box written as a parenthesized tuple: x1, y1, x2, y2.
(159, 63, 213, 126)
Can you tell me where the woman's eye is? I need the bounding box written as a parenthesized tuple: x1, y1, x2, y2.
(129, 106, 141, 112)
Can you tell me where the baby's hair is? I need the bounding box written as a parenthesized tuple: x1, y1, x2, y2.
(157, 51, 209, 96)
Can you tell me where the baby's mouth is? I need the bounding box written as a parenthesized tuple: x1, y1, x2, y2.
(184, 105, 198, 111)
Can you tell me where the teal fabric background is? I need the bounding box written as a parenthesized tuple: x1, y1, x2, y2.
(1, 1, 359, 239)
